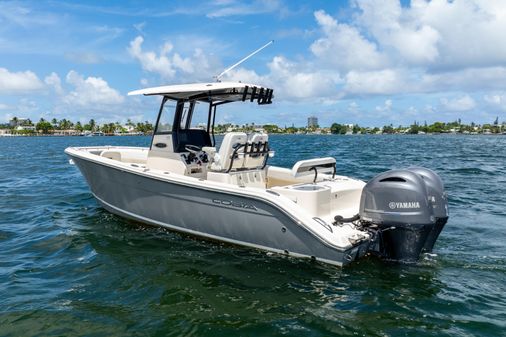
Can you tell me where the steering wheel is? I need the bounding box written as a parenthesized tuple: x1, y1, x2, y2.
(184, 144, 208, 165)
(184, 144, 202, 155)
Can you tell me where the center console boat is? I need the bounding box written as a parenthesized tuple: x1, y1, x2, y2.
(65, 82, 448, 266)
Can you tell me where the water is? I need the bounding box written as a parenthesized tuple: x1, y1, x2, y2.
(1, 135, 505, 336)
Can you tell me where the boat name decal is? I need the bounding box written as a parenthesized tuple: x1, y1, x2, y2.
(212, 199, 257, 211)
(388, 201, 421, 209)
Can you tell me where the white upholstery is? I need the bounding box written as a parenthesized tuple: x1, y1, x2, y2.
(202, 146, 217, 167)
(291, 157, 336, 178)
(244, 132, 269, 169)
(211, 132, 247, 171)
(207, 170, 266, 188)
(248, 132, 268, 144)
(118, 149, 149, 163)
(202, 147, 216, 156)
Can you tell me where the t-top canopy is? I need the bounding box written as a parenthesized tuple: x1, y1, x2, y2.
(127, 82, 273, 104)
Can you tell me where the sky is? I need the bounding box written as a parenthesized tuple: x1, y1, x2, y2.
(1, 0, 506, 127)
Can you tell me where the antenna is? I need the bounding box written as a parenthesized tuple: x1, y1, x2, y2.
(215, 40, 274, 82)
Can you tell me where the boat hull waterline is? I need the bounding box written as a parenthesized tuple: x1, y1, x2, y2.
(68, 151, 370, 266)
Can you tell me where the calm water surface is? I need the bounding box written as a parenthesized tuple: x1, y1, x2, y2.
(0, 135, 505, 336)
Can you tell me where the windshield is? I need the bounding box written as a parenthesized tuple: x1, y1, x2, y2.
(155, 99, 176, 134)
(190, 101, 210, 130)
(154, 98, 214, 140)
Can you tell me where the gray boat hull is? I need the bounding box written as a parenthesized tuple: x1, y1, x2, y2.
(70, 155, 370, 266)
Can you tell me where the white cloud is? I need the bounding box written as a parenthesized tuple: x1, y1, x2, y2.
(266, 56, 341, 99)
(0, 68, 44, 94)
(353, 0, 506, 69)
(420, 67, 506, 92)
(16, 98, 39, 114)
(206, 0, 284, 18)
(0, 2, 59, 28)
(423, 105, 436, 116)
(223, 55, 342, 101)
(354, 0, 440, 65)
(128, 36, 215, 81)
(222, 67, 265, 85)
(348, 101, 359, 113)
(302, 2, 506, 98)
(129, 35, 344, 101)
(484, 94, 502, 105)
(44, 72, 63, 95)
(172, 53, 194, 73)
(345, 69, 407, 95)
(310, 10, 385, 72)
(484, 92, 506, 110)
(376, 99, 393, 112)
(440, 95, 476, 111)
(0, 99, 40, 121)
(129, 36, 175, 79)
(91, 25, 123, 42)
(405, 106, 418, 116)
(65, 52, 102, 64)
(63, 70, 124, 107)
(124, 5, 506, 104)
(4, 1, 503, 125)
(484, 93, 503, 105)
(414, 0, 506, 69)
(308, 3, 506, 96)
(133, 22, 146, 34)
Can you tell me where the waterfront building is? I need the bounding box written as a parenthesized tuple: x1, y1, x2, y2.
(123, 125, 135, 133)
(9, 117, 29, 127)
(53, 129, 80, 136)
(307, 116, 318, 128)
(0, 129, 12, 136)
(15, 125, 36, 132)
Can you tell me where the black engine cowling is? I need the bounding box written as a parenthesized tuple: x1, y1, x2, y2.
(359, 167, 448, 261)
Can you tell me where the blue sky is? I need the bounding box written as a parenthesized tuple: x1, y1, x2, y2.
(1, 0, 506, 127)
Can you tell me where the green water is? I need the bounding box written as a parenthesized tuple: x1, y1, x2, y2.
(1, 135, 505, 336)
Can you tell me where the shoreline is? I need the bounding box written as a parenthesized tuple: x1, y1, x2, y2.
(1, 132, 505, 138)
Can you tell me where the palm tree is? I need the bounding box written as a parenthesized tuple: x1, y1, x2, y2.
(36, 119, 53, 134)
(144, 121, 153, 132)
(114, 121, 122, 133)
(89, 119, 96, 132)
(59, 118, 68, 130)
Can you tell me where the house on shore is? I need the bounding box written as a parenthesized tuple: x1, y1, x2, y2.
(16, 125, 36, 132)
(0, 129, 12, 136)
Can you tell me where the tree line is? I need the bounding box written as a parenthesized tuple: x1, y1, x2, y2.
(330, 118, 504, 134)
(4, 117, 154, 135)
(4, 116, 504, 135)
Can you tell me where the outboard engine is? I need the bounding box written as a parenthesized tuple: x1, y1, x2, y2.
(359, 168, 448, 261)
(407, 167, 449, 253)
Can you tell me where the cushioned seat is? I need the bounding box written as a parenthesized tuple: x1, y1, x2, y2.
(210, 132, 247, 171)
(244, 132, 269, 169)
